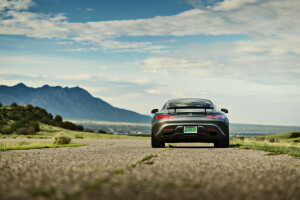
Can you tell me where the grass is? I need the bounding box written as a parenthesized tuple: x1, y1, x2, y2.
(0, 141, 85, 151)
(256, 131, 300, 143)
(0, 123, 149, 140)
(230, 132, 300, 158)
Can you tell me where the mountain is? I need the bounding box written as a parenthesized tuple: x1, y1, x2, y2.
(0, 83, 151, 123)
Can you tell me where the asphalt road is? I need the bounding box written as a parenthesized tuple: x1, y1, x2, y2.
(0, 139, 299, 200)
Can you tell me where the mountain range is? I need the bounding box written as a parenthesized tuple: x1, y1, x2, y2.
(0, 83, 151, 123)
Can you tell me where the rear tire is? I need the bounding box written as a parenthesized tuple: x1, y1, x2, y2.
(214, 135, 229, 148)
(151, 132, 165, 148)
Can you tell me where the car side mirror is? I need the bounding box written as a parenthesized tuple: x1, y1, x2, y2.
(221, 108, 228, 113)
(151, 109, 159, 114)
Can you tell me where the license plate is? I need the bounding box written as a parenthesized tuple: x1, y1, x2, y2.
(184, 126, 197, 133)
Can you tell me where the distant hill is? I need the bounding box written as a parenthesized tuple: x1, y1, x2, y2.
(0, 83, 151, 123)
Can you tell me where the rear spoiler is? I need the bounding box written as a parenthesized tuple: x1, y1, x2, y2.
(167, 106, 214, 114)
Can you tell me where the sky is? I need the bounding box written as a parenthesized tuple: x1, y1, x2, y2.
(0, 0, 299, 126)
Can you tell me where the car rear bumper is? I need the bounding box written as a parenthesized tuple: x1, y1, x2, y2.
(152, 120, 229, 143)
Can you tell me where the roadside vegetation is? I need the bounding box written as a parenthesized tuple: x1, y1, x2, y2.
(0, 103, 84, 136)
(0, 103, 148, 140)
(230, 131, 300, 158)
(1, 123, 149, 140)
(0, 140, 84, 151)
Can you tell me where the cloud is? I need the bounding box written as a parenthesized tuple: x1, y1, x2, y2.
(58, 47, 99, 52)
(0, 0, 34, 11)
(86, 8, 93, 11)
(0, 0, 299, 54)
(213, 0, 259, 11)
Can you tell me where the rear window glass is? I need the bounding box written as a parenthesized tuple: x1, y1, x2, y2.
(168, 99, 213, 108)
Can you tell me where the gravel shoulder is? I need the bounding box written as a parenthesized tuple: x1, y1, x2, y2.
(0, 139, 299, 200)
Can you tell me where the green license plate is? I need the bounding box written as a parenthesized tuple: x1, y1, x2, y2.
(184, 126, 197, 133)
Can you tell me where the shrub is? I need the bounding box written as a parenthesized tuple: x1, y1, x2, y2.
(293, 139, 299, 143)
(9, 113, 21, 121)
(26, 104, 34, 110)
(41, 117, 52, 125)
(11, 102, 18, 107)
(75, 134, 83, 139)
(268, 138, 279, 143)
(0, 102, 2, 107)
(27, 126, 36, 134)
(53, 133, 72, 145)
(290, 132, 300, 138)
(11, 121, 26, 131)
(16, 127, 28, 135)
(98, 129, 107, 134)
(61, 121, 78, 130)
(77, 125, 84, 131)
(1, 125, 13, 134)
(85, 128, 94, 133)
(48, 113, 53, 120)
(28, 121, 40, 132)
(54, 115, 63, 123)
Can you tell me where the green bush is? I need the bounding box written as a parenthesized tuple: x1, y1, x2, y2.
(54, 115, 63, 123)
(28, 121, 40, 132)
(293, 139, 299, 143)
(77, 125, 84, 131)
(11, 102, 18, 107)
(290, 132, 300, 138)
(11, 121, 26, 131)
(268, 138, 279, 143)
(0, 102, 2, 107)
(26, 104, 34, 110)
(53, 133, 72, 145)
(16, 127, 28, 135)
(27, 126, 36, 134)
(9, 113, 21, 121)
(1, 125, 13, 134)
(98, 129, 107, 134)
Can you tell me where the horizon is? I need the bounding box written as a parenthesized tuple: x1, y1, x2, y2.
(2, 82, 300, 128)
(0, 0, 300, 126)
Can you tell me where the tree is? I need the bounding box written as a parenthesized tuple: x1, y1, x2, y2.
(54, 115, 63, 123)
(11, 102, 18, 107)
(0, 102, 2, 107)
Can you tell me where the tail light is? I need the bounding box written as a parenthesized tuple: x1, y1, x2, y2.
(156, 115, 175, 120)
(206, 115, 225, 119)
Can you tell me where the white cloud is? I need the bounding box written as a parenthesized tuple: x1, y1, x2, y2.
(213, 0, 259, 11)
(0, 0, 34, 11)
(58, 47, 99, 52)
(0, 0, 299, 54)
(86, 8, 93, 11)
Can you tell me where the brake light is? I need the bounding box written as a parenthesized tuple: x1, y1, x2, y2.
(156, 115, 175, 119)
(206, 115, 224, 119)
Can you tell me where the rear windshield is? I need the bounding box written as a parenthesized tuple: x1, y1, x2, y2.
(168, 99, 213, 108)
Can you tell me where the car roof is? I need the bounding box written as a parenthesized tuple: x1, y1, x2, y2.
(167, 98, 213, 103)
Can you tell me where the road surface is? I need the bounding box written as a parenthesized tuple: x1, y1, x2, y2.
(0, 139, 299, 200)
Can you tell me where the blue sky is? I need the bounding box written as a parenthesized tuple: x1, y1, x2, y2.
(0, 0, 300, 126)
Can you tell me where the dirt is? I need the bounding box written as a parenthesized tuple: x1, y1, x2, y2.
(0, 139, 299, 200)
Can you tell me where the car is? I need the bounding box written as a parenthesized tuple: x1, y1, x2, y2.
(151, 98, 229, 148)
